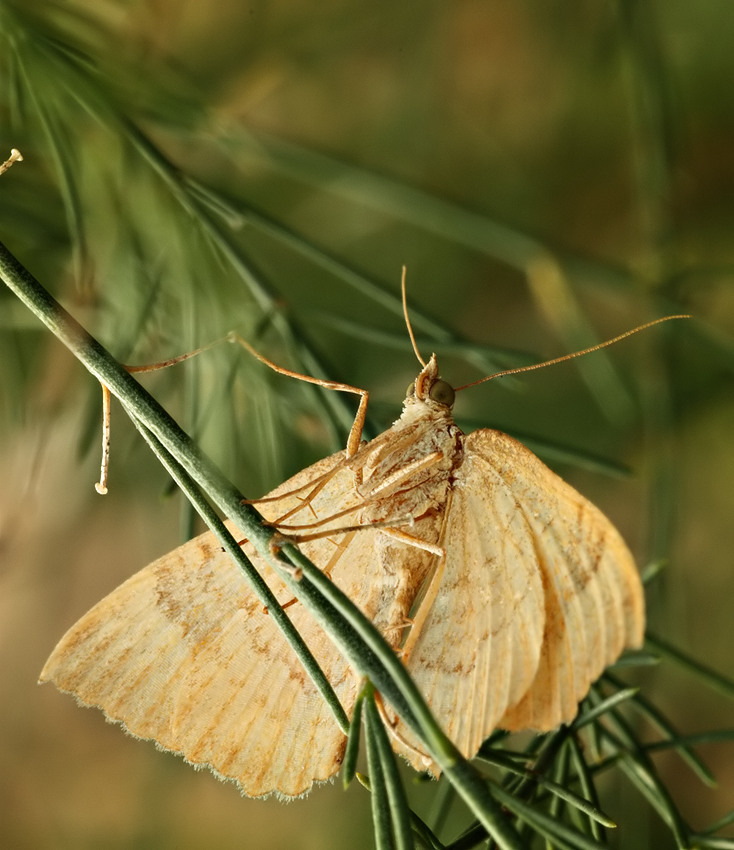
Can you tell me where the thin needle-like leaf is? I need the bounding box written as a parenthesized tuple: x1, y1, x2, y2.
(490, 781, 610, 850)
(478, 750, 616, 829)
(363, 690, 413, 850)
(573, 687, 639, 729)
(605, 671, 716, 787)
(600, 714, 692, 849)
(342, 682, 367, 789)
(646, 633, 734, 699)
(567, 734, 606, 842)
(364, 692, 395, 850)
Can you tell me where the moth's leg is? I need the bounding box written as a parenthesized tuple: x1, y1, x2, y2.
(125, 339, 225, 374)
(373, 691, 437, 774)
(263, 450, 449, 533)
(266, 511, 418, 545)
(375, 525, 447, 660)
(92, 337, 231, 493)
(95, 383, 112, 494)
(261, 512, 431, 608)
(242, 424, 400, 516)
(96, 332, 371, 493)
(262, 530, 358, 612)
(0, 147, 23, 176)
(270, 499, 376, 533)
(375, 492, 453, 663)
(361, 451, 444, 499)
(227, 333, 369, 459)
(377, 526, 445, 559)
(244, 465, 344, 528)
(320, 530, 359, 578)
(270, 528, 358, 579)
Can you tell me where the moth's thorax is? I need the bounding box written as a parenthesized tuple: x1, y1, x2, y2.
(355, 372, 463, 529)
(398, 393, 453, 426)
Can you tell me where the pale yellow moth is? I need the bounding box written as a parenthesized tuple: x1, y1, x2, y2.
(41, 285, 673, 799)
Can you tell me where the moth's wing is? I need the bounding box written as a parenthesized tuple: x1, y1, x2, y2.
(479, 431, 644, 731)
(398, 432, 547, 768)
(40, 451, 385, 798)
(400, 429, 644, 767)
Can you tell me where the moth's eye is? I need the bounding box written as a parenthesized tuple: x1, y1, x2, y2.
(406, 381, 416, 398)
(429, 379, 455, 407)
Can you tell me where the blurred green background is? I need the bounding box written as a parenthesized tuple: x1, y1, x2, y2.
(1, 0, 732, 847)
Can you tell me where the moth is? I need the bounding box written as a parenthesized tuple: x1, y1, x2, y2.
(40, 293, 657, 799)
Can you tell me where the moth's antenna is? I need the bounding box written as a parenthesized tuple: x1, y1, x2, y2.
(402, 266, 426, 368)
(454, 314, 691, 392)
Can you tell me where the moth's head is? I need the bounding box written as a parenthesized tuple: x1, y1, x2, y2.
(405, 354, 455, 409)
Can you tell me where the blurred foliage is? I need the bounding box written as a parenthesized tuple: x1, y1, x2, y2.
(1, 0, 733, 848)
